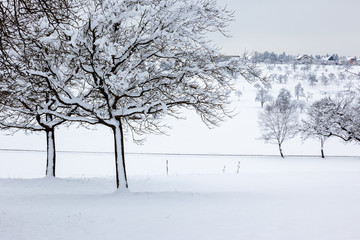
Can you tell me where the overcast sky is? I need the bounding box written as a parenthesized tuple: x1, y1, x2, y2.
(211, 0, 360, 57)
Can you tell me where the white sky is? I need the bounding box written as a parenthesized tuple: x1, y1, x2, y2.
(211, 0, 360, 56)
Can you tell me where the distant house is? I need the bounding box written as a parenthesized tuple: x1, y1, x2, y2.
(321, 55, 338, 65)
(295, 54, 313, 63)
(327, 56, 335, 61)
(347, 57, 357, 64)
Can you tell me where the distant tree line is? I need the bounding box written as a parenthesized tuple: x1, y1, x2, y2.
(251, 51, 357, 65)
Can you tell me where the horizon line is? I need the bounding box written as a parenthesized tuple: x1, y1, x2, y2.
(0, 148, 359, 158)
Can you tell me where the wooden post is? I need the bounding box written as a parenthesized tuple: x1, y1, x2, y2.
(166, 160, 169, 175)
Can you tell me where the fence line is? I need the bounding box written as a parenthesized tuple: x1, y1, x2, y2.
(0, 148, 359, 158)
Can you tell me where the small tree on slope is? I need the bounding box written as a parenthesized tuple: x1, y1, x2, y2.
(320, 96, 360, 143)
(300, 98, 336, 158)
(254, 84, 273, 108)
(301, 95, 360, 157)
(294, 83, 305, 101)
(258, 89, 298, 158)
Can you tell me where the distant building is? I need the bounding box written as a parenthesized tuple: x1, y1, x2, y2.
(347, 57, 357, 64)
(319, 55, 339, 65)
(295, 54, 313, 63)
(327, 56, 335, 61)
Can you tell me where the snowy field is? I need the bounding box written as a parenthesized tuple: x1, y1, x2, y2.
(1, 63, 360, 239)
(1, 154, 360, 240)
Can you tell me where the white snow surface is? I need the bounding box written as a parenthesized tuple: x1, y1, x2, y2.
(1, 155, 360, 240)
(1, 63, 360, 239)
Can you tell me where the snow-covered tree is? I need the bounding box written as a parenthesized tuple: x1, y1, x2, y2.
(275, 88, 292, 112)
(276, 74, 288, 84)
(0, 75, 72, 177)
(258, 90, 298, 158)
(300, 98, 335, 158)
(320, 73, 329, 85)
(294, 100, 306, 112)
(301, 95, 360, 150)
(338, 72, 346, 83)
(1, 0, 262, 190)
(0, 0, 79, 177)
(308, 73, 318, 86)
(254, 84, 273, 108)
(324, 96, 360, 143)
(294, 83, 305, 101)
(328, 73, 336, 83)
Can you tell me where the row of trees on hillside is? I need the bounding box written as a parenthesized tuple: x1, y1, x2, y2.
(263, 64, 359, 87)
(0, 0, 261, 190)
(255, 82, 306, 109)
(258, 88, 360, 158)
(252, 51, 355, 65)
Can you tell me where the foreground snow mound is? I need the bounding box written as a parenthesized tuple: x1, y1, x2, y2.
(1, 157, 360, 240)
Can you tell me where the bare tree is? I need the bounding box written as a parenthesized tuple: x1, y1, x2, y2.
(258, 90, 298, 158)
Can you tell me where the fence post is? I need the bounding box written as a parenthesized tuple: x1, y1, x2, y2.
(166, 159, 169, 175)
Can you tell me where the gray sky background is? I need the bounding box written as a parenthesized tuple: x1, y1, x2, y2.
(211, 0, 360, 57)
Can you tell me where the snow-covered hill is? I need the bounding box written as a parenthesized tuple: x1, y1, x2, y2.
(1, 63, 360, 161)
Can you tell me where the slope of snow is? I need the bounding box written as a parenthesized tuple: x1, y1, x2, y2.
(1, 156, 360, 240)
(2, 64, 360, 157)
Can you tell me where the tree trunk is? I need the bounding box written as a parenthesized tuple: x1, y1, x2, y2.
(113, 118, 129, 191)
(279, 144, 284, 158)
(320, 137, 325, 158)
(45, 127, 56, 177)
